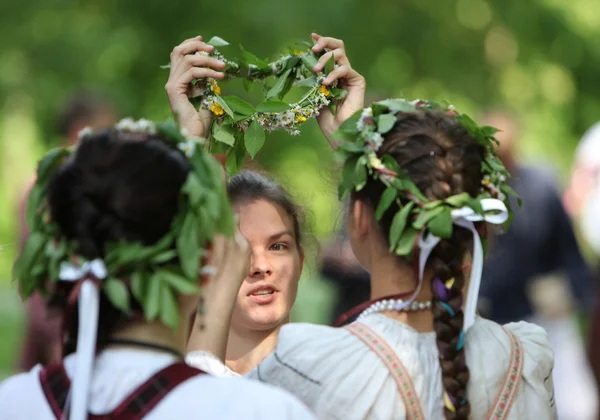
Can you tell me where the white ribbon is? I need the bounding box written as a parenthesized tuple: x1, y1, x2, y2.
(58, 259, 107, 420)
(393, 199, 508, 332)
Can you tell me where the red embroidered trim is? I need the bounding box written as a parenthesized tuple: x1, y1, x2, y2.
(345, 322, 425, 420)
(486, 328, 524, 419)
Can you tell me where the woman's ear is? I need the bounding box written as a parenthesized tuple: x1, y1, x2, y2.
(350, 199, 372, 240)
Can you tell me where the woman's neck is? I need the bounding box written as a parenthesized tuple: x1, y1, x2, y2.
(225, 326, 281, 375)
(108, 318, 189, 357)
(368, 253, 435, 332)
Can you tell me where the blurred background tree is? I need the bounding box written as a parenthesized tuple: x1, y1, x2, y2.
(0, 0, 599, 376)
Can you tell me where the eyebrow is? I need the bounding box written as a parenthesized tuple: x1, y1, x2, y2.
(268, 230, 294, 242)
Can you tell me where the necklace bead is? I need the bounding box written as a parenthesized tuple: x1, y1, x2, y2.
(357, 298, 432, 321)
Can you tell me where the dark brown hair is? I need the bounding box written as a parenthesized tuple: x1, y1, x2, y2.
(352, 111, 485, 420)
(227, 170, 305, 251)
(47, 129, 191, 353)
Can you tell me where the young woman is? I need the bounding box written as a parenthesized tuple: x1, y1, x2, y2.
(187, 170, 307, 375)
(0, 121, 315, 419)
(174, 35, 555, 418)
(166, 32, 366, 376)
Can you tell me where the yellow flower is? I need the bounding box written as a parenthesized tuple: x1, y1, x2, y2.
(210, 79, 221, 95)
(210, 102, 224, 116)
(319, 85, 331, 96)
(293, 49, 303, 56)
(296, 115, 307, 123)
(483, 179, 491, 186)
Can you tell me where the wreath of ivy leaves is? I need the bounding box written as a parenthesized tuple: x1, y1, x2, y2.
(334, 98, 520, 259)
(13, 121, 234, 329)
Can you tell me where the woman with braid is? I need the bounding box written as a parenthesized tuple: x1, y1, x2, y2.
(191, 101, 556, 418)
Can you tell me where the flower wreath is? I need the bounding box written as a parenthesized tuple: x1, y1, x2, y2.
(165, 36, 347, 173)
(334, 98, 521, 332)
(14, 118, 234, 329)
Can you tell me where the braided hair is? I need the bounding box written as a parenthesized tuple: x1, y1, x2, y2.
(352, 111, 485, 419)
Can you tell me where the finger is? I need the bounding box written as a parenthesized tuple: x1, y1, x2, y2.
(322, 65, 350, 86)
(183, 55, 226, 71)
(312, 36, 345, 54)
(171, 40, 214, 60)
(183, 67, 225, 84)
(314, 48, 348, 72)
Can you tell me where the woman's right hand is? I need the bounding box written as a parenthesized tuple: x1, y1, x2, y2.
(188, 226, 250, 359)
(165, 36, 226, 139)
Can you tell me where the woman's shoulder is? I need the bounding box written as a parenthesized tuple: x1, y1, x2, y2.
(466, 317, 555, 416)
(172, 374, 316, 419)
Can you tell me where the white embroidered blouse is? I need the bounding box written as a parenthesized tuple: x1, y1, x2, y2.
(187, 315, 556, 419)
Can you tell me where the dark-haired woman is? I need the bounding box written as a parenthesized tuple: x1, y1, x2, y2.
(0, 120, 315, 419)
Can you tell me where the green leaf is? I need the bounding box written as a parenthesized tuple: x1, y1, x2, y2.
(469, 198, 484, 215)
(323, 52, 335, 75)
(375, 186, 398, 220)
(130, 272, 146, 304)
(243, 79, 254, 93)
(15, 232, 46, 296)
(300, 54, 318, 71)
(414, 206, 445, 229)
(212, 124, 235, 146)
(104, 278, 130, 312)
(239, 45, 270, 70)
(295, 76, 318, 88)
(256, 101, 291, 113)
(245, 120, 265, 159)
(423, 200, 443, 210)
(376, 99, 416, 113)
(145, 273, 161, 321)
(284, 56, 301, 71)
(226, 133, 246, 175)
(220, 96, 256, 115)
(156, 269, 201, 295)
(445, 192, 471, 207)
(152, 250, 178, 264)
(338, 142, 364, 154)
(394, 226, 420, 256)
(181, 173, 204, 207)
(25, 184, 43, 231)
(266, 69, 292, 100)
(339, 154, 360, 198)
(428, 207, 453, 239)
(389, 201, 415, 251)
(37, 148, 70, 180)
(207, 36, 229, 47)
(377, 114, 397, 134)
(330, 88, 348, 100)
(354, 156, 368, 190)
(160, 288, 180, 330)
(177, 213, 199, 279)
(212, 95, 234, 118)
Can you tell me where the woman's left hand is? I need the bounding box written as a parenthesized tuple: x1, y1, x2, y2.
(311, 33, 366, 149)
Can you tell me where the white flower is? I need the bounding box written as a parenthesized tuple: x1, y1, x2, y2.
(116, 117, 135, 132)
(357, 107, 373, 131)
(410, 99, 422, 106)
(136, 119, 157, 135)
(178, 141, 196, 158)
(371, 133, 384, 149)
(78, 127, 93, 139)
(498, 192, 507, 201)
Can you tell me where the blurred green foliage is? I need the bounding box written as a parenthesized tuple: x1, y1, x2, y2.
(0, 0, 599, 372)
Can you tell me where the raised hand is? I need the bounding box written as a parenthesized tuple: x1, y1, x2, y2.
(165, 36, 226, 138)
(311, 33, 366, 148)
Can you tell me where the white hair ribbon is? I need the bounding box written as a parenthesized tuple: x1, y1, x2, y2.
(58, 258, 107, 420)
(393, 198, 508, 332)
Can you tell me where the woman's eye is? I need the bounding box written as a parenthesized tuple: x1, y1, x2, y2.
(270, 243, 288, 251)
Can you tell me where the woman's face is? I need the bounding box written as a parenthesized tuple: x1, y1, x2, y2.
(230, 199, 303, 333)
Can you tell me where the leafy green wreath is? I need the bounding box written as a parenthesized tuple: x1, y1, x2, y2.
(13, 119, 234, 329)
(165, 36, 347, 174)
(335, 98, 520, 257)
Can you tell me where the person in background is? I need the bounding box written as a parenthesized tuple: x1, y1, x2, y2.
(564, 121, 600, 417)
(479, 110, 597, 420)
(17, 89, 117, 372)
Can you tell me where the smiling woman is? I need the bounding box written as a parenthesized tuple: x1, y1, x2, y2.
(187, 170, 306, 375)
